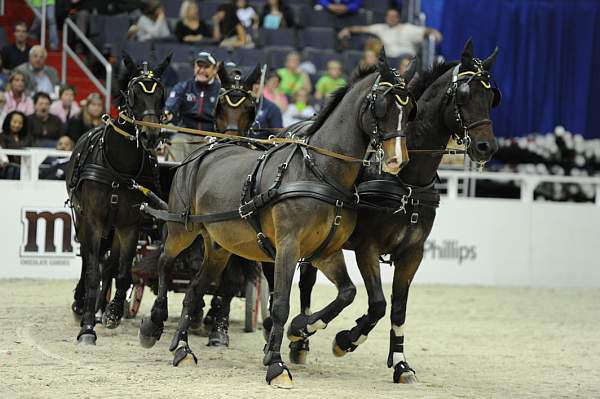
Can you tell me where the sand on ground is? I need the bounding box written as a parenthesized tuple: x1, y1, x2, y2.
(0, 279, 598, 399)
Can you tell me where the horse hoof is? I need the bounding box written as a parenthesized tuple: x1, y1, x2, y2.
(77, 333, 97, 345)
(207, 334, 229, 347)
(397, 371, 418, 384)
(173, 345, 198, 367)
(102, 312, 121, 329)
(393, 361, 418, 384)
(289, 340, 309, 364)
(266, 362, 293, 389)
(289, 349, 307, 364)
(286, 314, 311, 342)
(332, 341, 347, 357)
(138, 318, 163, 348)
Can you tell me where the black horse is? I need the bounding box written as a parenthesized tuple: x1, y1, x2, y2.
(289, 39, 501, 383)
(66, 53, 171, 344)
(139, 48, 416, 387)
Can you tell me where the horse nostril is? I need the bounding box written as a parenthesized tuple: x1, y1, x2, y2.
(476, 141, 491, 153)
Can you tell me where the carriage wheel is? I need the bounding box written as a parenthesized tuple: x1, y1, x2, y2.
(125, 283, 145, 319)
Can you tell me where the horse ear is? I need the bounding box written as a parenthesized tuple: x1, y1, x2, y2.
(122, 51, 137, 75)
(460, 38, 474, 70)
(402, 58, 417, 83)
(378, 47, 396, 83)
(155, 52, 172, 77)
(243, 63, 261, 91)
(217, 61, 232, 88)
(482, 46, 499, 71)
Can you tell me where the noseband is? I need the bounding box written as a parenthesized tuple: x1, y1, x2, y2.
(447, 60, 501, 148)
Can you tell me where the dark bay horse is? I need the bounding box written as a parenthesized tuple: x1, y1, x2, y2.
(139, 48, 416, 387)
(290, 39, 501, 383)
(66, 53, 171, 344)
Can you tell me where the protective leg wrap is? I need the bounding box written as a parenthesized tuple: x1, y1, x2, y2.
(387, 329, 404, 368)
(207, 316, 229, 347)
(150, 297, 168, 324)
(334, 330, 357, 353)
(287, 313, 321, 341)
(71, 299, 84, 317)
(77, 324, 97, 345)
(169, 328, 189, 352)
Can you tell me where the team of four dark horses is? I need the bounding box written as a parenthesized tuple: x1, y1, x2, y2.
(66, 39, 500, 388)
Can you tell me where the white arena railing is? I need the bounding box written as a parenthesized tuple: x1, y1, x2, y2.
(2, 148, 600, 288)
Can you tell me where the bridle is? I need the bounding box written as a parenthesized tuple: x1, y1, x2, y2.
(447, 59, 501, 149)
(214, 72, 256, 135)
(111, 61, 166, 146)
(362, 71, 416, 165)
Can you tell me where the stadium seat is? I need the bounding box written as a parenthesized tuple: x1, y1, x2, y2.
(229, 48, 266, 67)
(172, 62, 194, 81)
(343, 50, 364, 70)
(363, 0, 389, 12)
(121, 41, 153, 63)
(303, 48, 341, 72)
(0, 27, 7, 48)
(298, 27, 336, 50)
(265, 46, 296, 69)
(198, 1, 225, 19)
(289, 4, 308, 28)
(336, 9, 370, 28)
(302, 8, 336, 28)
(164, 0, 183, 18)
(258, 28, 296, 47)
(90, 14, 131, 56)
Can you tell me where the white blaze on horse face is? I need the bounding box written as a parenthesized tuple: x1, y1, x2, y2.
(394, 104, 404, 159)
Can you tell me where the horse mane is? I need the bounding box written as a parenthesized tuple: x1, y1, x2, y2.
(409, 61, 458, 101)
(304, 64, 378, 136)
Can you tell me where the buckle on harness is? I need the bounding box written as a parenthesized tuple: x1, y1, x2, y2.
(239, 204, 253, 219)
(334, 200, 343, 226)
(110, 194, 119, 204)
(410, 212, 419, 224)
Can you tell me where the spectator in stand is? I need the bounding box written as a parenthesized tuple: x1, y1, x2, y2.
(236, 0, 259, 32)
(283, 89, 316, 127)
(316, 0, 363, 16)
(1, 71, 34, 125)
(263, 71, 288, 113)
(251, 80, 283, 139)
(315, 60, 347, 101)
(175, 1, 212, 44)
(29, 0, 59, 50)
(16, 46, 59, 96)
(49, 84, 81, 123)
(129, 0, 171, 42)
(213, 1, 253, 48)
(1, 22, 31, 71)
(164, 51, 221, 160)
(0, 111, 30, 180)
(66, 92, 103, 143)
(277, 52, 311, 98)
(27, 92, 64, 147)
(260, 0, 295, 29)
(359, 48, 378, 70)
(338, 8, 442, 58)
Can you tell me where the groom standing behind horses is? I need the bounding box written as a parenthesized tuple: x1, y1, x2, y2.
(164, 51, 220, 160)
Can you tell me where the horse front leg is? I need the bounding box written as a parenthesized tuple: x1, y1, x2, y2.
(388, 245, 423, 384)
(262, 240, 299, 388)
(286, 251, 356, 362)
(169, 237, 231, 367)
(103, 226, 136, 329)
(76, 222, 103, 345)
(331, 243, 386, 356)
(139, 224, 196, 348)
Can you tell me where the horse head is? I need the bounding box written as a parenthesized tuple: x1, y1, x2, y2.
(215, 62, 261, 136)
(444, 38, 501, 164)
(359, 47, 418, 175)
(121, 51, 172, 150)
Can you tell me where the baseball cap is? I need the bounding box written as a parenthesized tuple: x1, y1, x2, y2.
(195, 51, 217, 66)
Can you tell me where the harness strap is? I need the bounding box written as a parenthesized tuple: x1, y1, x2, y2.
(300, 200, 344, 263)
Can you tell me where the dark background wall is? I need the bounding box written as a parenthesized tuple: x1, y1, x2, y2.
(423, 0, 600, 138)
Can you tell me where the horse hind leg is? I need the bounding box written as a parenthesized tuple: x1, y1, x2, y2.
(170, 234, 231, 367)
(139, 224, 198, 348)
(287, 262, 318, 364)
(388, 245, 423, 384)
(332, 243, 386, 357)
(286, 251, 356, 361)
